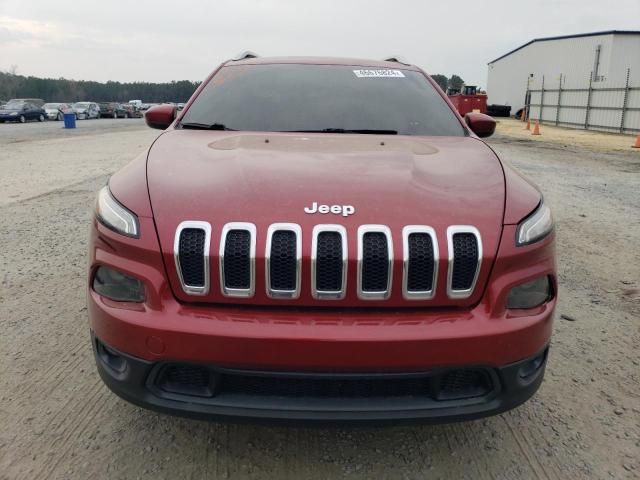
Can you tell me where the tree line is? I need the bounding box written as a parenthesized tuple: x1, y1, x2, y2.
(0, 71, 200, 103)
(0, 69, 466, 103)
(430, 74, 465, 92)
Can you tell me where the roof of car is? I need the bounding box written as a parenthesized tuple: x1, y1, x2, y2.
(227, 56, 421, 71)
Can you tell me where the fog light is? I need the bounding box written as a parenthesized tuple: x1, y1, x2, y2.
(93, 266, 145, 302)
(507, 276, 551, 309)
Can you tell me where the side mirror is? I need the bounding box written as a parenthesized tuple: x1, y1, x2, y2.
(145, 104, 176, 130)
(464, 112, 496, 138)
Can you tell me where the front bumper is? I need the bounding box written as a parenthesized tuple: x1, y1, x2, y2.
(93, 334, 548, 423)
(88, 218, 556, 422)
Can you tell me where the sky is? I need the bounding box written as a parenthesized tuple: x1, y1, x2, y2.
(1, 0, 639, 86)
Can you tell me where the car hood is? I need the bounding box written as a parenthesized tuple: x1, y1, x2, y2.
(147, 131, 505, 307)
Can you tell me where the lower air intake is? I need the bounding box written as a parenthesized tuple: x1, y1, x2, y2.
(156, 364, 214, 397)
(151, 363, 496, 403)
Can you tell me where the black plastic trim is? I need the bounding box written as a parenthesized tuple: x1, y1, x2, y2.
(92, 334, 549, 425)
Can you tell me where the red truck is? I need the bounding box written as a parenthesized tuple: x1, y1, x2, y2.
(88, 55, 556, 423)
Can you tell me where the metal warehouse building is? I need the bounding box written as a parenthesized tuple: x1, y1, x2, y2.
(487, 30, 640, 134)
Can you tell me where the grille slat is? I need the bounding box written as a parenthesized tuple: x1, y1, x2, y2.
(362, 233, 389, 291)
(174, 221, 211, 295)
(220, 223, 256, 297)
(358, 226, 393, 299)
(312, 225, 347, 299)
(223, 230, 251, 289)
(406, 231, 436, 295)
(267, 225, 300, 297)
(179, 229, 206, 287)
(316, 232, 343, 291)
(447, 227, 482, 299)
(451, 233, 478, 290)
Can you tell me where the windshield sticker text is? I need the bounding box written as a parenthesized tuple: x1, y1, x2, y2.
(353, 69, 405, 78)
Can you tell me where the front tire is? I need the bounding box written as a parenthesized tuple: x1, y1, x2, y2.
(113, 112, 117, 119)
(19, 115, 26, 123)
(38, 114, 45, 122)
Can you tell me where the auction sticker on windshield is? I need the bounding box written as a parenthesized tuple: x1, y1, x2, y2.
(353, 69, 405, 78)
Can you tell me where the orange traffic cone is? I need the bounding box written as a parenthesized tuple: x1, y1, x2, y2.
(633, 133, 640, 148)
(532, 120, 541, 135)
(520, 110, 526, 122)
(525, 118, 531, 130)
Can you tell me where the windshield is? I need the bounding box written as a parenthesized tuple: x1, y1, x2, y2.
(181, 64, 464, 136)
(44, 103, 61, 109)
(74, 103, 90, 108)
(4, 100, 25, 109)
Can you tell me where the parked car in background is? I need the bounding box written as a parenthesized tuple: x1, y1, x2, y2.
(99, 102, 127, 118)
(43, 102, 73, 121)
(0, 99, 46, 123)
(120, 104, 143, 118)
(73, 102, 100, 120)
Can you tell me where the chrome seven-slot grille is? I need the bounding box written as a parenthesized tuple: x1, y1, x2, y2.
(174, 222, 482, 300)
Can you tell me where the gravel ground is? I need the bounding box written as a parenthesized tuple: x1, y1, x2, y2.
(0, 120, 638, 479)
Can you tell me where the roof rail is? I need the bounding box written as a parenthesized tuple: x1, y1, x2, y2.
(231, 51, 260, 61)
(382, 55, 410, 65)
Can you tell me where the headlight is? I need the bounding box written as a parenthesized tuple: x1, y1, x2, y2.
(93, 266, 145, 302)
(507, 276, 551, 309)
(516, 200, 553, 246)
(96, 186, 139, 237)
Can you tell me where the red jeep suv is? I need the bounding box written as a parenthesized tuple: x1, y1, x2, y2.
(88, 54, 556, 423)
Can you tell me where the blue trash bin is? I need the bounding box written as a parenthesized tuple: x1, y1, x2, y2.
(63, 112, 76, 129)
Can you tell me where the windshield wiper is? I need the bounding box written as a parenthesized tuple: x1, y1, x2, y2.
(283, 128, 398, 135)
(180, 122, 235, 131)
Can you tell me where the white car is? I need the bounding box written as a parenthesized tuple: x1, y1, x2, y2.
(72, 102, 100, 120)
(43, 103, 73, 121)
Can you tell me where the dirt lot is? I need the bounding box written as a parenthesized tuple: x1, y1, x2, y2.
(0, 120, 638, 479)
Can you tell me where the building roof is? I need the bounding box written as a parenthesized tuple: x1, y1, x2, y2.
(488, 30, 640, 65)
